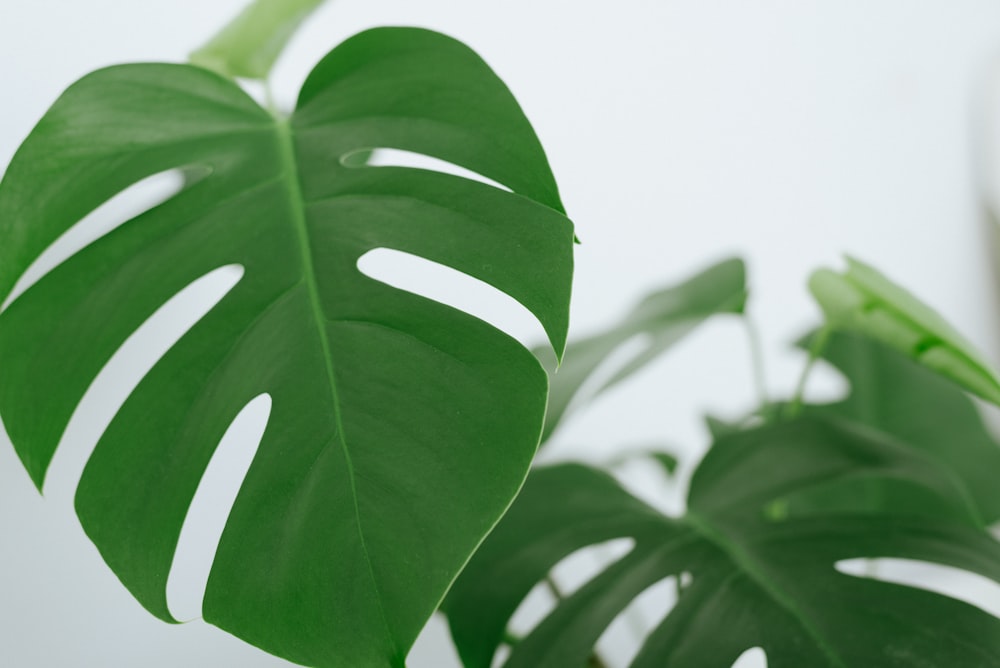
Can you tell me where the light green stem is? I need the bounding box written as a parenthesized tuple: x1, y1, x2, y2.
(190, 0, 329, 81)
(785, 326, 832, 419)
(743, 314, 768, 408)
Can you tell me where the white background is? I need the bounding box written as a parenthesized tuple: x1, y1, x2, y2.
(4, 1, 1000, 666)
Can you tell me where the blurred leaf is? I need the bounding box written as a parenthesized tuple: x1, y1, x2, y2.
(797, 330, 1000, 524)
(444, 417, 999, 668)
(704, 413, 745, 440)
(809, 256, 1000, 405)
(539, 257, 746, 443)
(190, 0, 328, 80)
(606, 444, 680, 475)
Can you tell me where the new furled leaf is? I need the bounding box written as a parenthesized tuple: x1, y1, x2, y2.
(0, 28, 573, 668)
(539, 257, 746, 442)
(809, 256, 1000, 405)
(444, 417, 1000, 668)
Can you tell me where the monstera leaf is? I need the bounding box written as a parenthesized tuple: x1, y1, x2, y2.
(444, 417, 1000, 667)
(539, 257, 746, 442)
(809, 257, 1000, 405)
(0, 28, 573, 667)
(796, 330, 1000, 525)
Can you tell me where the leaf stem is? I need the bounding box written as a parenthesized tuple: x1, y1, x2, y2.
(785, 326, 832, 420)
(264, 83, 281, 117)
(544, 574, 610, 668)
(743, 314, 768, 408)
(189, 0, 328, 80)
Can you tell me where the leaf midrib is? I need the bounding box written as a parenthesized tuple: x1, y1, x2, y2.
(685, 512, 848, 668)
(273, 116, 397, 655)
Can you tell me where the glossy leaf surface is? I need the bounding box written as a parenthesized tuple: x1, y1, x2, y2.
(539, 257, 745, 442)
(795, 330, 1000, 525)
(809, 257, 1000, 405)
(0, 28, 573, 667)
(445, 418, 1000, 667)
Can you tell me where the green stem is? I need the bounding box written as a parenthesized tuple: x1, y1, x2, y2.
(743, 314, 768, 408)
(785, 326, 831, 420)
(264, 83, 281, 117)
(189, 0, 328, 80)
(543, 574, 610, 668)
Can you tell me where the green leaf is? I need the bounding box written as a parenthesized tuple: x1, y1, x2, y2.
(444, 417, 1000, 668)
(0, 28, 573, 668)
(809, 256, 1000, 405)
(189, 0, 327, 81)
(605, 443, 680, 475)
(795, 330, 1000, 525)
(539, 257, 746, 442)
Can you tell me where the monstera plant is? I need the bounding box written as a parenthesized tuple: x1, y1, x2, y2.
(5, 2, 1000, 668)
(445, 258, 1000, 667)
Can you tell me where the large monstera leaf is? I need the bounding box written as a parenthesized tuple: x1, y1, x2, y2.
(444, 417, 1000, 667)
(0, 28, 573, 667)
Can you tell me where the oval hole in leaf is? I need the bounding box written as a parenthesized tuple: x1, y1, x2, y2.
(596, 574, 679, 667)
(835, 557, 1000, 617)
(550, 537, 636, 597)
(491, 645, 511, 668)
(42, 265, 244, 499)
(167, 393, 270, 622)
(342, 147, 512, 192)
(506, 580, 558, 643)
(732, 646, 767, 668)
(357, 248, 547, 349)
(2, 167, 209, 311)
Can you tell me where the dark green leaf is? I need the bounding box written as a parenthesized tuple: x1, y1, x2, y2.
(189, 0, 328, 81)
(539, 257, 746, 443)
(0, 28, 573, 667)
(444, 417, 1000, 668)
(809, 257, 1000, 405)
(796, 330, 1000, 525)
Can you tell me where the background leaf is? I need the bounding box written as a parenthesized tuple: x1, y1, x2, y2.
(0, 28, 572, 667)
(538, 257, 746, 443)
(809, 256, 1000, 405)
(792, 329, 1000, 525)
(444, 417, 1000, 668)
